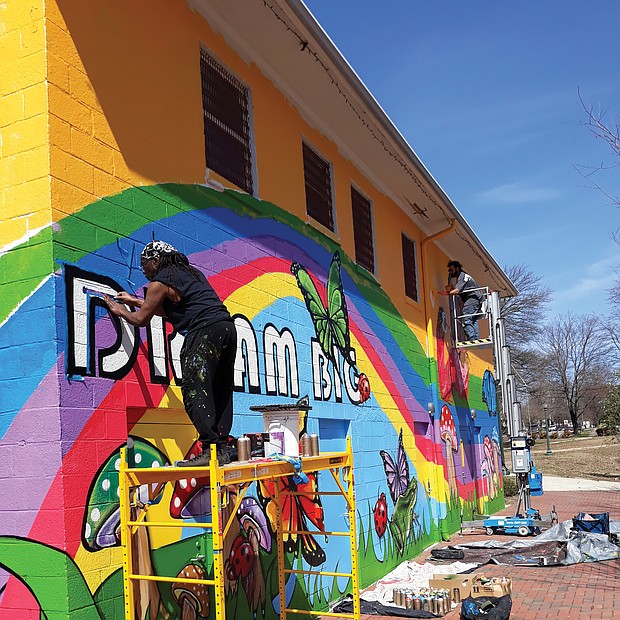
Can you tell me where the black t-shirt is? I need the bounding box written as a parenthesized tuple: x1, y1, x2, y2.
(153, 265, 231, 334)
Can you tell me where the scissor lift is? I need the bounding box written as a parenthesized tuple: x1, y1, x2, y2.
(450, 286, 493, 349)
(119, 437, 360, 620)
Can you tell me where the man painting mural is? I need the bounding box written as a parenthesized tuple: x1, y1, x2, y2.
(104, 241, 237, 467)
(445, 260, 484, 341)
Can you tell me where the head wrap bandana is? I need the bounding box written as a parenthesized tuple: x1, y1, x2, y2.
(141, 240, 179, 261)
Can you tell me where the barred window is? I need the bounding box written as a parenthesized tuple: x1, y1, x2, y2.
(303, 143, 334, 231)
(401, 233, 419, 301)
(200, 50, 253, 193)
(351, 187, 375, 272)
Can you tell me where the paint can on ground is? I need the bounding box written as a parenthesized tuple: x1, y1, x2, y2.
(422, 596, 431, 612)
(443, 591, 451, 615)
(404, 591, 413, 609)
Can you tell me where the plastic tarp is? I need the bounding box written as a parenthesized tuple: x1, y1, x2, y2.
(450, 519, 620, 566)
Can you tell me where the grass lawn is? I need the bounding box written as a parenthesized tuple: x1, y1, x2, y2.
(527, 435, 620, 482)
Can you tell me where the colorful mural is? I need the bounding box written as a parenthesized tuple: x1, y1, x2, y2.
(0, 0, 512, 616)
(0, 185, 504, 618)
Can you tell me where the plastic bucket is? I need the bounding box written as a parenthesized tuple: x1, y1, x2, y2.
(263, 411, 304, 457)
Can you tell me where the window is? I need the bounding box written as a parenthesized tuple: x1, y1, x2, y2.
(200, 50, 253, 193)
(303, 142, 334, 231)
(401, 233, 419, 301)
(351, 187, 375, 272)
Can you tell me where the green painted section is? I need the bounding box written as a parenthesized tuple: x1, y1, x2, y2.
(0, 184, 428, 380)
(0, 536, 102, 619)
(1, 228, 54, 325)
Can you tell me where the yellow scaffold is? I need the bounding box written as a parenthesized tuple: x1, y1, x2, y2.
(119, 437, 360, 620)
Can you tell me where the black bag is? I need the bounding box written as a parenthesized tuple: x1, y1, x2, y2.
(460, 595, 512, 620)
(430, 547, 465, 560)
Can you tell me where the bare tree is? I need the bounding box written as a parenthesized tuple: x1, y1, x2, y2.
(606, 280, 620, 366)
(543, 313, 612, 433)
(576, 91, 620, 214)
(500, 264, 553, 392)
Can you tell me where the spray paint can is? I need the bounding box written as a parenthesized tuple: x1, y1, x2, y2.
(309, 433, 319, 456)
(412, 594, 421, 610)
(422, 595, 431, 612)
(443, 591, 451, 615)
(301, 434, 313, 457)
(237, 437, 251, 462)
(404, 591, 413, 610)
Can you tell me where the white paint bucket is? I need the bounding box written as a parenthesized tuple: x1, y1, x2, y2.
(263, 411, 304, 457)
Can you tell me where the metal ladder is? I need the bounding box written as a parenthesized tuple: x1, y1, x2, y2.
(119, 438, 360, 620)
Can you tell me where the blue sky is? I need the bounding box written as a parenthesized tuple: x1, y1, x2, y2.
(303, 1, 620, 318)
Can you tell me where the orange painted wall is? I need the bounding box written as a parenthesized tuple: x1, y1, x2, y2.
(42, 0, 451, 335)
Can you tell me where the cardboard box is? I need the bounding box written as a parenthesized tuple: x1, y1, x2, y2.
(470, 575, 512, 598)
(428, 574, 473, 601)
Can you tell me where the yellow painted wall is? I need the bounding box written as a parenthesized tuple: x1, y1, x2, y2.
(0, 0, 50, 247)
(38, 0, 466, 346)
(0, 0, 490, 363)
(0, 2, 500, 615)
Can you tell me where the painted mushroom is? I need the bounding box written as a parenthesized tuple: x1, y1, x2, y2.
(357, 373, 371, 404)
(226, 535, 255, 581)
(439, 406, 458, 495)
(170, 441, 212, 519)
(439, 406, 458, 452)
(237, 497, 271, 553)
(172, 563, 210, 620)
(449, 348, 469, 397)
(483, 435, 497, 499)
(226, 528, 266, 612)
(83, 437, 169, 551)
(483, 436, 495, 473)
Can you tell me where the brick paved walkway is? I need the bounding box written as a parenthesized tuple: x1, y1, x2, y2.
(360, 489, 619, 620)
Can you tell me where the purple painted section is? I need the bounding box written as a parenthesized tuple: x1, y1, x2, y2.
(0, 356, 114, 538)
(191, 235, 312, 276)
(0, 368, 61, 537)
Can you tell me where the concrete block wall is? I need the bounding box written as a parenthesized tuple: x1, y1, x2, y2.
(0, 1, 504, 617)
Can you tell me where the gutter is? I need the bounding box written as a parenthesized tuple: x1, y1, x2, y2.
(287, 0, 516, 295)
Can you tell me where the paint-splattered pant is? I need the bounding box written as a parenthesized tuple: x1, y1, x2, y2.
(180, 320, 237, 448)
(462, 298, 482, 339)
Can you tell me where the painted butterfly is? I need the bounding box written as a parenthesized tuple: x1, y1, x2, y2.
(291, 251, 354, 366)
(258, 472, 326, 567)
(379, 428, 409, 504)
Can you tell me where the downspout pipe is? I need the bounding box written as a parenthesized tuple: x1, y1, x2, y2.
(421, 218, 457, 357)
(420, 219, 457, 539)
